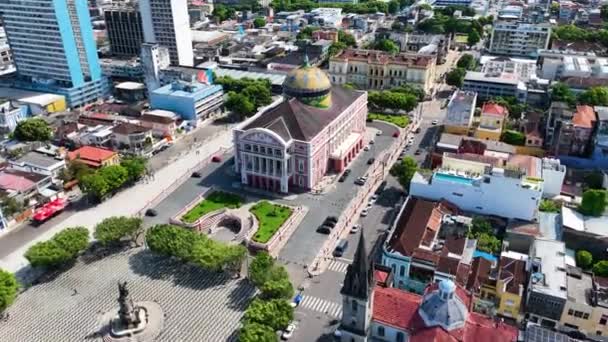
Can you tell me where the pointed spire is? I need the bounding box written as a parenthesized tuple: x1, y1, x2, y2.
(303, 53, 310, 68)
(341, 230, 374, 300)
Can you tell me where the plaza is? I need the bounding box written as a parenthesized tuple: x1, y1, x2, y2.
(0, 248, 254, 342)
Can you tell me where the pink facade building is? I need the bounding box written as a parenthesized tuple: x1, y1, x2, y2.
(233, 60, 367, 193)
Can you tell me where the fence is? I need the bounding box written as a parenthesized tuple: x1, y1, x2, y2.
(307, 122, 415, 276)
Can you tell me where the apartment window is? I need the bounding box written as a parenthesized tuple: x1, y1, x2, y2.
(253, 145, 259, 153)
(598, 331, 603, 336)
(396, 332, 405, 342)
(600, 316, 608, 325)
(351, 299, 358, 313)
(260, 146, 266, 154)
(452, 192, 463, 197)
(377, 326, 385, 337)
(244, 144, 251, 151)
(568, 309, 574, 316)
(298, 160, 304, 172)
(574, 311, 583, 318)
(583, 313, 590, 320)
(399, 265, 405, 277)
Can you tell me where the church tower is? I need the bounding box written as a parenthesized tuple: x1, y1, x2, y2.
(339, 232, 374, 342)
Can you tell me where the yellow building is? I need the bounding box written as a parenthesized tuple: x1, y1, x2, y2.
(471, 253, 526, 322)
(475, 102, 508, 141)
(560, 272, 608, 336)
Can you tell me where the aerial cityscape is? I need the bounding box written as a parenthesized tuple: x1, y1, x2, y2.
(1, 0, 608, 341)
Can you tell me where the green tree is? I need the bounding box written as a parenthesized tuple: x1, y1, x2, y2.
(585, 171, 605, 190)
(593, 260, 608, 277)
(456, 54, 476, 70)
(297, 26, 319, 40)
(338, 30, 356, 47)
(80, 173, 110, 200)
(226, 92, 256, 117)
(0, 195, 23, 218)
(120, 157, 147, 183)
(388, 0, 399, 14)
(99, 165, 129, 190)
(25, 240, 71, 268)
(244, 298, 294, 330)
(260, 276, 294, 300)
(329, 41, 347, 57)
(579, 189, 608, 216)
(239, 322, 277, 342)
(445, 68, 466, 87)
(579, 86, 608, 106)
(213, 4, 235, 22)
(551, 82, 576, 106)
(476, 233, 501, 254)
(373, 39, 400, 53)
(493, 96, 526, 119)
(52, 227, 89, 258)
(576, 250, 593, 269)
(390, 156, 418, 189)
(253, 17, 266, 28)
(602, 4, 608, 21)
(0, 269, 19, 312)
(501, 130, 525, 146)
(243, 83, 272, 108)
(539, 199, 561, 213)
(146, 224, 201, 261)
(94, 216, 143, 246)
(60, 160, 93, 182)
(14, 118, 53, 142)
(467, 29, 480, 46)
(469, 217, 493, 236)
(249, 252, 275, 287)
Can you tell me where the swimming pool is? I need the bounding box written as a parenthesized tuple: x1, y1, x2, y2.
(434, 172, 474, 185)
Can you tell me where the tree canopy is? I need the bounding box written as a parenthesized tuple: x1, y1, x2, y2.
(390, 156, 418, 189)
(456, 54, 476, 70)
(239, 322, 277, 342)
(249, 252, 294, 300)
(94, 216, 143, 246)
(120, 157, 147, 183)
(271, 0, 390, 14)
(593, 260, 608, 277)
(244, 298, 294, 331)
(371, 38, 400, 53)
(216, 76, 272, 118)
(539, 199, 561, 213)
(0, 269, 19, 312)
(25, 227, 89, 268)
(579, 86, 608, 107)
(467, 30, 480, 46)
(212, 4, 235, 22)
(368, 91, 418, 112)
(579, 189, 607, 216)
(80, 163, 133, 201)
(14, 118, 53, 142)
(576, 250, 593, 269)
(253, 17, 266, 28)
(445, 68, 466, 87)
(551, 82, 576, 106)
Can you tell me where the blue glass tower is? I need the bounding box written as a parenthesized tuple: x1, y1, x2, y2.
(0, 0, 109, 107)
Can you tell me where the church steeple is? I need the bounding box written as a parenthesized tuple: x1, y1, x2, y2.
(341, 231, 374, 300)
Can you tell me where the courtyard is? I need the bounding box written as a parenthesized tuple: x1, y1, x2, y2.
(0, 248, 255, 342)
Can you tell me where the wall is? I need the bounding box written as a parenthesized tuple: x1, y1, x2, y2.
(150, 93, 195, 120)
(515, 145, 545, 157)
(497, 290, 522, 320)
(475, 128, 502, 141)
(370, 322, 408, 342)
(560, 300, 596, 334)
(444, 125, 469, 135)
(442, 156, 489, 175)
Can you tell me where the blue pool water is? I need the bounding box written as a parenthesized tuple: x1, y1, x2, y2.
(434, 172, 474, 185)
(473, 250, 497, 262)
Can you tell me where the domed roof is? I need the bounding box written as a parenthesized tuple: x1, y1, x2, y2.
(283, 58, 331, 98)
(418, 280, 468, 331)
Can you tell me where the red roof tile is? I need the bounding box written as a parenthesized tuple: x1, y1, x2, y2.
(68, 146, 117, 164)
(372, 287, 422, 330)
(375, 269, 390, 286)
(573, 105, 596, 129)
(482, 103, 508, 118)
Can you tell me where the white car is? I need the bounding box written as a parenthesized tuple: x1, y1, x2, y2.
(350, 224, 361, 234)
(360, 209, 369, 217)
(282, 323, 296, 340)
(369, 194, 379, 204)
(376, 130, 382, 136)
(364, 145, 370, 151)
(431, 120, 439, 125)
(369, 140, 375, 145)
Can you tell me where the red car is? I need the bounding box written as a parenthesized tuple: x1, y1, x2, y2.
(392, 131, 400, 138)
(211, 155, 222, 162)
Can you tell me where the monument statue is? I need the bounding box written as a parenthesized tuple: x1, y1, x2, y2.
(116, 282, 141, 329)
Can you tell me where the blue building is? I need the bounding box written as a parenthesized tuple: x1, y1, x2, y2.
(0, 0, 110, 107)
(150, 81, 224, 121)
(0, 100, 27, 134)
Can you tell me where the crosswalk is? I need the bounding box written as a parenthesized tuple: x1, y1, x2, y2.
(327, 259, 350, 273)
(299, 295, 342, 318)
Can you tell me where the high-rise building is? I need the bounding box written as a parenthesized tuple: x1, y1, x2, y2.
(139, 0, 193, 67)
(489, 22, 551, 58)
(104, 4, 144, 57)
(0, 0, 109, 107)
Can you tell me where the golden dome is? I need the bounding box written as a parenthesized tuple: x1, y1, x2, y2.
(283, 59, 331, 99)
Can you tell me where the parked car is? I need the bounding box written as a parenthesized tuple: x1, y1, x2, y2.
(350, 224, 361, 234)
(323, 220, 336, 228)
(145, 209, 158, 217)
(367, 158, 375, 165)
(365, 203, 373, 210)
(282, 322, 297, 340)
(376, 130, 382, 136)
(191, 171, 202, 178)
(338, 173, 348, 182)
(376, 181, 387, 194)
(290, 294, 303, 308)
(343, 169, 352, 176)
(369, 194, 379, 204)
(316, 226, 331, 234)
(415, 149, 423, 155)
(369, 140, 375, 145)
(333, 239, 349, 257)
(364, 145, 370, 151)
(393, 131, 400, 138)
(211, 155, 222, 162)
(360, 209, 369, 217)
(326, 216, 339, 223)
(414, 127, 421, 134)
(431, 119, 439, 125)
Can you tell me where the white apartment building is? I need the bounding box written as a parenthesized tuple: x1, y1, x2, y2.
(139, 0, 193, 67)
(329, 48, 437, 94)
(538, 49, 608, 81)
(410, 153, 550, 221)
(489, 22, 551, 58)
(541, 158, 566, 198)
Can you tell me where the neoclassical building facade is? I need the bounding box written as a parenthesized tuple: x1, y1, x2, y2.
(233, 60, 368, 193)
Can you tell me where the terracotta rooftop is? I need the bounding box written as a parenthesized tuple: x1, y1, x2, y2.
(373, 283, 518, 341)
(112, 122, 151, 135)
(482, 103, 508, 118)
(573, 105, 596, 129)
(498, 256, 526, 295)
(139, 114, 176, 124)
(332, 48, 435, 68)
(506, 154, 540, 178)
(67, 146, 117, 167)
(466, 257, 493, 293)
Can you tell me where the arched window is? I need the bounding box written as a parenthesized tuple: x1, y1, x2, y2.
(399, 265, 405, 277)
(397, 332, 405, 342)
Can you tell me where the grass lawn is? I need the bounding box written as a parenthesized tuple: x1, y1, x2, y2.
(250, 201, 293, 243)
(368, 113, 410, 128)
(455, 34, 468, 44)
(181, 191, 243, 223)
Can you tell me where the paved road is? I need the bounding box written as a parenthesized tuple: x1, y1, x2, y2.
(289, 97, 448, 342)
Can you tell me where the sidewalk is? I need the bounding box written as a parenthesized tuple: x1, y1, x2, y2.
(0, 130, 234, 274)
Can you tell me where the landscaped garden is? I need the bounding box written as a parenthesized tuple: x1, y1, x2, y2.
(181, 191, 244, 223)
(250, 201, 293, 243)
(368, 113, 410, 128)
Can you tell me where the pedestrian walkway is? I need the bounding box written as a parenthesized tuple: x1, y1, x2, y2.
(327, 259, 350, 274)
(299, 295, 342, 318)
